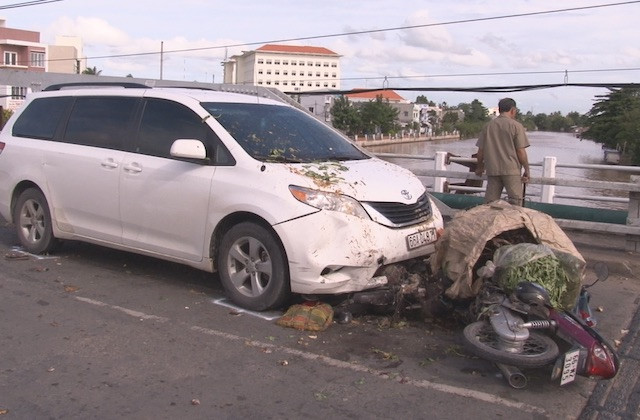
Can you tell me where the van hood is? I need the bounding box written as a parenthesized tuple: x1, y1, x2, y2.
(286, 157, 426, 204)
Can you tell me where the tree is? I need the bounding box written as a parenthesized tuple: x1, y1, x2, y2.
(359, 95, 399, 135)
(519, 111, 536, 131)
(582, 87, 640, 164)
(441, 111, 459, 134)
(1, 108, 13, 129)
(566, 111, 587, 127)
(415, 95, 434, 106)
(82, 66, 102, 75)
(330, 96, 361, 136)
(455, 100, 489, 138)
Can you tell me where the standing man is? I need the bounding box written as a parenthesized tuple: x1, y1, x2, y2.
(474, 98, 530, 206)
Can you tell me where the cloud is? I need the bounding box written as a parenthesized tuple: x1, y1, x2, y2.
(47, 16, 130, 47)
(399, 10, 469, 55)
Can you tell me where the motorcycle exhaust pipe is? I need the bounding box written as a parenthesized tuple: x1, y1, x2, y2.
(495, 363, 527, 389)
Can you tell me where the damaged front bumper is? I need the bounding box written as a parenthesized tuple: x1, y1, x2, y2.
(273, 205, 442, 295)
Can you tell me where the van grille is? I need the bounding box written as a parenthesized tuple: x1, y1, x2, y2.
(364, 193, 433, 227)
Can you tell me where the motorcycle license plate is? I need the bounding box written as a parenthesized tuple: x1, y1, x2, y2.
(560, 349, 580, 385)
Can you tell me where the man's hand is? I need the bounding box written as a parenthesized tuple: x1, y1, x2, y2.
(521, 170, 530, 183)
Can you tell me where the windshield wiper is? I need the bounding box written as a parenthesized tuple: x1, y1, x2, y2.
(255, 155, 305, 163)
(326, 155, 367, 162)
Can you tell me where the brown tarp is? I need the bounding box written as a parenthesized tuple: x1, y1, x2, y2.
(430, 200, 586, 302)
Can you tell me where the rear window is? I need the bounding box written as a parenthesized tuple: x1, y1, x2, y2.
(12, 97, 73, 140)
(202, 102, 368, 163)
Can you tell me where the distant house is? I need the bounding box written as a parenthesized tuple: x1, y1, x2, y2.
(0, 19, 46, 73)
(345, 89, 408, 103)
(0, 20, 83, 111)
(48, 35, 85, 75)
(299, 88, 423, 128)
(0, 19, 46, 110)
(223, 44, 341, 93)
(346, 89, 419, 129)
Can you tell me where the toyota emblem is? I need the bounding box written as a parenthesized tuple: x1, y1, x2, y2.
(401, 190, 412, 200)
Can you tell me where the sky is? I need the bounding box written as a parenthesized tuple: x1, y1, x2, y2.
(3, 0, 639, 114)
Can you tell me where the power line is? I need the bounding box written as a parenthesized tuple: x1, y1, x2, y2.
(75, 1, 640, 61)
(0, 0, 63, 10)
(291, 82, 640, 97)
(36, 1, 640, 87)
(338, 67, 640, 82)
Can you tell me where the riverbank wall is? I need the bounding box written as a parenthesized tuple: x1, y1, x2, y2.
(354, 133, 460, 148)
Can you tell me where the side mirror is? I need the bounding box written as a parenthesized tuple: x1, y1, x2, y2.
(593, 262, 609, 283)
(170, 139, 207, 160)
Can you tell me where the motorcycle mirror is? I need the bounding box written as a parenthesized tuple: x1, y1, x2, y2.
(594, 262, 609, 282)
(586, 262, 609, 288)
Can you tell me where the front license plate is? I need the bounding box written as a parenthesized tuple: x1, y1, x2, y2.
(560, 349, 580, 385)
(406, 228, 436, 250)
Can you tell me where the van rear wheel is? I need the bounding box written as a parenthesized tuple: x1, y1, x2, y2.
(13, 188, 59, 254)
(217, 222, 290, 311)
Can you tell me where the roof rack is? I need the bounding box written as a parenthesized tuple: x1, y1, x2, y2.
(43, 82, 150, 91)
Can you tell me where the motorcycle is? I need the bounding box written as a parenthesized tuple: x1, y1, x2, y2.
(462, 262, 619, 389)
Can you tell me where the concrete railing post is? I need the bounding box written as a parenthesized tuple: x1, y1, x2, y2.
(541, 156, 556, 203)
(626, 175, 640, 252)
(434, 151, 448, 193)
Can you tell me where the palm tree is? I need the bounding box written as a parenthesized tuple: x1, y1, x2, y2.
(82, 66, 102, 75)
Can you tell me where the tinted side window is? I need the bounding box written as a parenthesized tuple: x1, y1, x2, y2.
(12, 97, 73, 140)
(63, 97, 138, 150)
(137, 98, 234, 165)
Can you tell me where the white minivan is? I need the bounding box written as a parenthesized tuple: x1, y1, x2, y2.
(0, 84, 444, 310)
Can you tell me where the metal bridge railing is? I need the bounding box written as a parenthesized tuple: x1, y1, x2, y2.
(375, 151, 640, 252)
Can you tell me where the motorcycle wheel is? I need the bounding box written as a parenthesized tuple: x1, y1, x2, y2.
(463, 321, 560, 368)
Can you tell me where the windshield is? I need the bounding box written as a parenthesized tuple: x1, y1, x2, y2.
(202, 102, 369, 163)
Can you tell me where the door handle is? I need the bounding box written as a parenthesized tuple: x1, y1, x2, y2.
(123, 162, 143, 173)
(101, 158, 119, 169)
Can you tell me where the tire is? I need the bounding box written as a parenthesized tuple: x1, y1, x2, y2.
(217, 222, 290, 311)
(13, 188, 59, 254)
(462, 320, 560, 368)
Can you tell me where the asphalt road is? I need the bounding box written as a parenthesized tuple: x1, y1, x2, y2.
(1, 219, 639, 419)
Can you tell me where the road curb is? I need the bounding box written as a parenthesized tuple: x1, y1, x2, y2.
(579, 295, 640, 419)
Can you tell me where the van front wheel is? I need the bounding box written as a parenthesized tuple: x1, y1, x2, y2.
(13, 188, 59, 254)
(217, 222, 290, 311)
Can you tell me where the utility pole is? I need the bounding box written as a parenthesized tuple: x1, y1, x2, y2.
(160, 41, 164, 80)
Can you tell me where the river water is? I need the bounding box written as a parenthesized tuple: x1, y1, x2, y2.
(365, 132, 636, 210)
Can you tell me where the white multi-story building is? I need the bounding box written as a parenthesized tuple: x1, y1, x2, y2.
(223, 44, 341, 93)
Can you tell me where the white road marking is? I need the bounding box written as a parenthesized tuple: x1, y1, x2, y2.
(73, 295, 547, 416)
(9, 246, 58, 260)
(211, 297, 282, 320)
(74, 296, 169, 323)
(191, 325, 548, 416)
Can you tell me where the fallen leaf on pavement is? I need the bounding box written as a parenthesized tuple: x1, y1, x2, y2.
(63, 285, 79, 293)
(5, 251, 28, 260)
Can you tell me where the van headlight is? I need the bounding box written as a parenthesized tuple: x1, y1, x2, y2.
(289, 185, 370, 219)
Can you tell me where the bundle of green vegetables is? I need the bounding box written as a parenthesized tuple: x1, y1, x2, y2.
(492, 243, 572, 309)
(497, 255, 569, 308)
